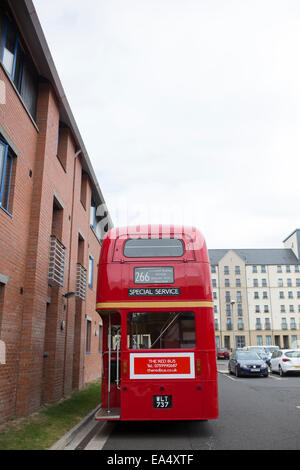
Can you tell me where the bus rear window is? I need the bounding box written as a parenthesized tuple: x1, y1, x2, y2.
(124, 238, 184, 258)
(127, 312, 195, 349)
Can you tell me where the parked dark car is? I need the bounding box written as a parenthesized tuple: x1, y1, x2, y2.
(228, 350, 268, 377)
(216, 347, 230, 359)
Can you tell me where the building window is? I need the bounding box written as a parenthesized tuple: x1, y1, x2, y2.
(236, 278, 241, 287)
(255, 305, 260, 313)
(261, 265, 266, 273)
(236, 336, 246, 348)
(237, 304, 243, 316)
(238, 318, 244, 330)
(265, 318, 271, 330)
(88, 255, 94, 288)
(252, 266, 257, 273)
(281, 318, 287, 330)
(278, 279, 283, 287)
(289, 305, 294, 313)
(214, 305, 218, 313)
(86, 318, 91, 353)
(255, 318, 261, 330)
(253, 279, 258, 287)
(266, 336, 272, 345)
(295, 266, 300, 273)
(296, 279, 300, 287)
(225, 279, 230, 287)
(254, 291, 259, 299)
(290, 318, 296, 330)
(287, 278, 292, 287)
(225, 291, 230, 302)
(213, 291, 217, 300)
(277, 266, 282, 273)
(226, 304, 231, 316)
(288, 291, 293, 299)
(226, 318, 232, 330)
(263, 291, 268, 299)
(264, 305, 269, 313)
(237, 291, 242, 302)
(224, 266, 229, 275)
(211, 266, 216, 273)
(257, 335, 263, 346)
(279, 291, 284, 299)
(0, 139, 15, 214)
(262, 279, 267, 287)
(235, 266, 240, 275)
(212, 279, 217, 288)
(291, 335, 298, 347)
(214, 319, 219, 330)
(0, 11, 38, 118)
(280, 305, 285, 313)
(286, 265, 291, 273)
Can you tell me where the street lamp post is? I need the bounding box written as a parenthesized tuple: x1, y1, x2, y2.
(231, 299, 236, 350)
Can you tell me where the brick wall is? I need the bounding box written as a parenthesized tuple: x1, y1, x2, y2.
(0, 65, 103, 423)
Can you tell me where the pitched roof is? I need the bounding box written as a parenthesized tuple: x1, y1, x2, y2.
(208, 248, 299, 265)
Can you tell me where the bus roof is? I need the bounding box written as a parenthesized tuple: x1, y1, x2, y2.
(100, 225, 210, 263)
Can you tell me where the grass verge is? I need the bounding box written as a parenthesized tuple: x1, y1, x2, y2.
(0, 379, 101, 450)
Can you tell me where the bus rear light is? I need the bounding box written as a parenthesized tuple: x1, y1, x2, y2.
(196, 359, 201, 375)
(122, 360, 128, 375)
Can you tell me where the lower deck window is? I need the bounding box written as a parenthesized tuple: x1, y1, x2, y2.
(127, 311, 195, 349)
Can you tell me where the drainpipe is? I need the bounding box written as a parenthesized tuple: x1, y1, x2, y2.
(63, 148, 81, 396)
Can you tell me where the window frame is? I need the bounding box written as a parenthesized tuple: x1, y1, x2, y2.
(0, 139, 14, 215)
(86, 318, 91, 354)
(88, 255, 94, 288)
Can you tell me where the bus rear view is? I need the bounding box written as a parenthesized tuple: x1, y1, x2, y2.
(96, 225, 219, 421)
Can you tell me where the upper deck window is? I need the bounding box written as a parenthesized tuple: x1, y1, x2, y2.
(124, 238, 184, 258)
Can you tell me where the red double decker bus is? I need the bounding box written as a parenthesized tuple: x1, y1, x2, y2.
(95, 225, 218, 421)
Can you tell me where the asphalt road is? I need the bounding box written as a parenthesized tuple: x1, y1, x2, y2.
(98, 361, 300, 451)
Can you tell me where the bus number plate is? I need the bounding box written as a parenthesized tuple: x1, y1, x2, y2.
(153, 395, 172, 409)
(134, 267, 174, 284)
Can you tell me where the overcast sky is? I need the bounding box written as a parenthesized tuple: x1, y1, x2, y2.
(33, 0, 300, 249)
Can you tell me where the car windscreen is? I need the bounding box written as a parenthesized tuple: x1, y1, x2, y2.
(236, 352, 261, 360)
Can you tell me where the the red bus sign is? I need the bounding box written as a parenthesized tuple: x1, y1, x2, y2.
(130, 352, 195, 379)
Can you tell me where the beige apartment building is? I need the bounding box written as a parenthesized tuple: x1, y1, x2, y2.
(209, 229, 300, 350)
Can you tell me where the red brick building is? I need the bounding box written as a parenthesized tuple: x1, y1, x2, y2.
(0, 0, 112, 423)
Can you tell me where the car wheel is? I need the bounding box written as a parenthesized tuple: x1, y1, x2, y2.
(235, 366, 240, 377)
(279, 366, 285, 377)
(263, 371, 268, 377)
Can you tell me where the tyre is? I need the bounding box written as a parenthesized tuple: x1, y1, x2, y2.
(235, 366, 240, 377)
(279, 366, 285, 377)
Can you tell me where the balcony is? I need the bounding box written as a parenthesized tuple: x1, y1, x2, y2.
(76, 263, 87, 301)
(48, 235, 66, 287)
